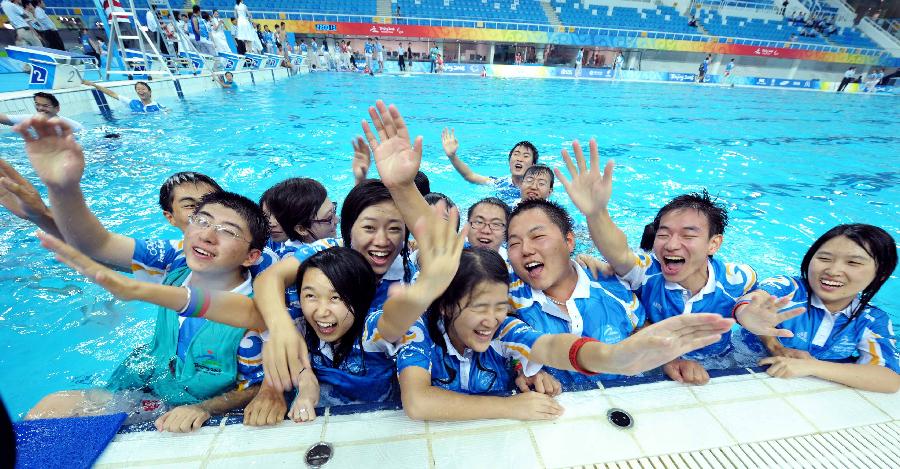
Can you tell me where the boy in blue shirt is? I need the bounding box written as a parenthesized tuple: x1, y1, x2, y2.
(441, 127, 539, 206)
(554, 139, 758, 385)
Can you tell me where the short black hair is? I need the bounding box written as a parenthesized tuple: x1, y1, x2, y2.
(467, 197, 511, 225)
(652, 189, 728, 238)
(509, 199, 573, 238)
(192, 4, 200, 12)
(259, 178, 327, 241)
(158, 172, 223, 213)
(523, 164, 554, 189)
(414, 171, 430, 196)
(508, 141, 539, 164)
(424, 192, 460, 231)
(196, 191, 269, 251)
(33, 92, 59, 108)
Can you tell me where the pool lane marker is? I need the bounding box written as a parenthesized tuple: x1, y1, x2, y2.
(173, 79, 185, 100)
(89, 88, 113, 120)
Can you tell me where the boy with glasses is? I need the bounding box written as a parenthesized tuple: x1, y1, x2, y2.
(1, 92, 83, 132)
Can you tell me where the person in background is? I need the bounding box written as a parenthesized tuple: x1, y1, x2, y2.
(429, 44, 439, 73)
(837, 66, 856, 92)
(230, 18, 246, 54)
(209, 10, 230, 54)
(575, 47, 583, 77)
(397, 42, 406, 71)
(375, 37, 384, 73)
(32, 0, 63, 50)
(723, 58, 735, 86)
(214, 71, 237, 89)
(613, 51, 624, 79)
(79, 27, 101, 62)
(2, 0, 42, 46)
(781, 0, 789, 16)
(0, 92, 83, 132)
(82, 79, 165, 114)
(144, 4, 168, 54)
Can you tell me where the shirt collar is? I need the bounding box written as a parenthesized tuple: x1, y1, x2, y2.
(531, 260, 590, 319)
(383, 253, 406, 282)
(663, 258, 717, 298)
(810, 294, 858, 317)
(437, 320, 469, 361)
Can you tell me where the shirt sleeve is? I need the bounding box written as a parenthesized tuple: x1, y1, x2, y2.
(248, 245, 278, 278)
(756, 275, 801, 299)
(292, 237, 341, 264)
(395, 318, 434, 374)
(236, 329, 265, 389)
(494, 316, 545, 377)
(855, 311, 900, 373)
(725, 262, 758, 296)
(362, 309, 427, 356)
(131, 238, 183, 283)
(619, 252, 657, 291)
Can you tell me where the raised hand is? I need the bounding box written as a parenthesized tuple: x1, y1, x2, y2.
(0, 158, 51, 222)
(411, 207, 468, 289)
(441, 127, 459, 157)
(36, 231, 140, 301)
(361, 100, 423, 189)
(608, 313, 734, 376)
(12, 116, 85, 190)
(351, 136, 371, 186)
(734, 291, 805, 338)
(554, 139, 614, 218)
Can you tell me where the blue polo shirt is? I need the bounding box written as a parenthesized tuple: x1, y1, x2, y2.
(397, 315, 545, 395)
(756, 276, 900, 373)
(621, 254, 757, 357)
(509, 261, 645, 386)
(131, 238, 278, 283)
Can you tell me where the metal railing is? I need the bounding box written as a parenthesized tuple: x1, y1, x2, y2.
(44, 7, 889, 57)
(699, 0, 778, 13)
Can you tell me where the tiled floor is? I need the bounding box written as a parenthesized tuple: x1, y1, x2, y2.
(94, 370, 900, 468)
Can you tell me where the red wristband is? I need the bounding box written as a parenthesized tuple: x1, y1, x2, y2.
(568, 337, 600, 376)
(732, 299, 751, 327)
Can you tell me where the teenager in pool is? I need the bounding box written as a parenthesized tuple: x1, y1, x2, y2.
(441, 127, 538, 206)
(736, 224, 900, 393)
(82, 80, 165, 113)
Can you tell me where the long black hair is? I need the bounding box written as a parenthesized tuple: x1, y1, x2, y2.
(339, 179, 412, 282)
(801, 224, 897, 320)
(296, 248, 376, 368)
(426, 247, 509, 389)
(259, 178, 328, 242)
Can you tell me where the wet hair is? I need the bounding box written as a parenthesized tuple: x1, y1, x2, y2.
(195, 191, 270, 251)
(639, 222, 656, 252)
(296, 247, 376, 368)
(158, 172, 223, 213)
(467, 197, 511, 225)
(424, 192, 459, 231)
(426, 248, 508, 388)
(340, 179, 412, 282)
(224, 71, 233, 79)
(523, 164, 555, 189)
(33, 92, 59, 108)
(134, 81, 152, 93)
(801, 224, 897, 319)
(652, 189, 728, 238)
(259, 178, 327, 241)
(508, 199, 574, 239)
(508, 141, 539, 164)
(414, 171, 430, 196)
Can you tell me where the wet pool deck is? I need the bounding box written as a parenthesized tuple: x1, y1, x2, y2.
(94, 367, 900, 468)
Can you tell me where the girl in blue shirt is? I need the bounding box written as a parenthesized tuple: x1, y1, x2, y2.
(736, 224, 899, 393)
(393, 246, 736, 421)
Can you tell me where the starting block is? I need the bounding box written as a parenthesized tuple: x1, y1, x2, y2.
(243, 53, 266, 70)
(289, 54, 305, 67)
(6, 46, 98, 90)
(218, 52, 245, 72)
(264, 54, 283, 69)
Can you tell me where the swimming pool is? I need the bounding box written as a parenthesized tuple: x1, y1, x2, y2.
(0, 73, 897, 419)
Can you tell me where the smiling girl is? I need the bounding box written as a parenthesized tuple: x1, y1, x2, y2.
(736, 224, 899, 393)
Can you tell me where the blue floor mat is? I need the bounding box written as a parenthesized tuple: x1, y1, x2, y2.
(14, 413, 127, 469)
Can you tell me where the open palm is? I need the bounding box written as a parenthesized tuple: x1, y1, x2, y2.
(554, 139, 614, 218)
(361, 100, 423, 189)
(13, 116, 85, 189)
(609, 313, 734, 375)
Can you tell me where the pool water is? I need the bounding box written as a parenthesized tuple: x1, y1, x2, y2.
(1, 73, 897, 419)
